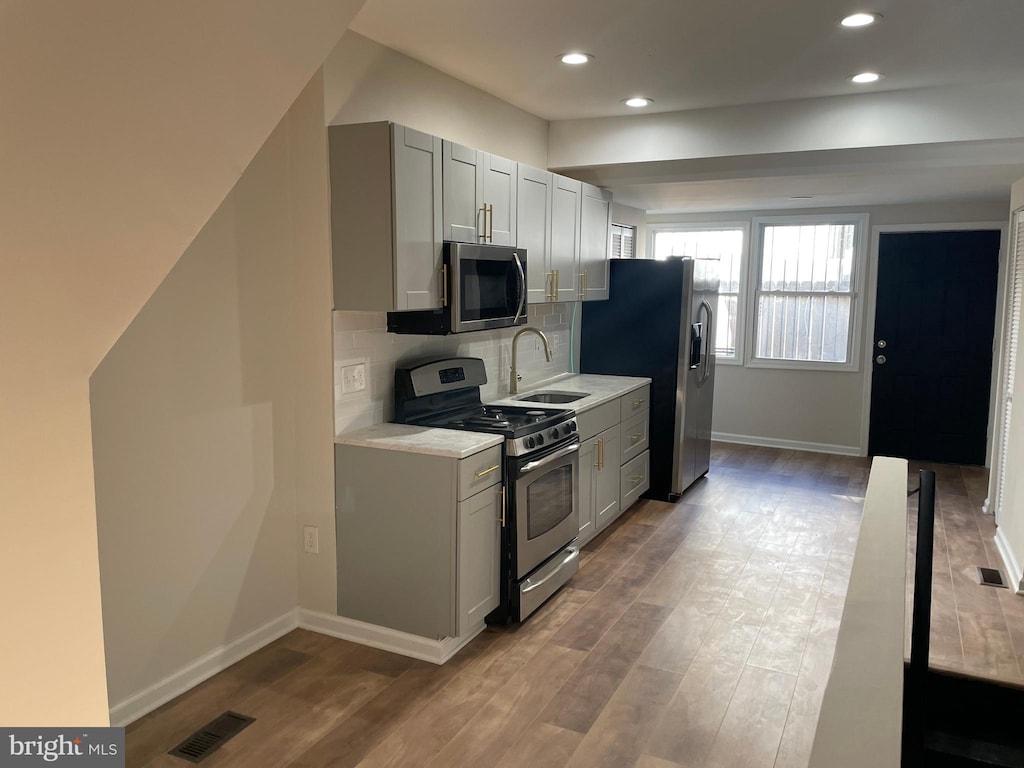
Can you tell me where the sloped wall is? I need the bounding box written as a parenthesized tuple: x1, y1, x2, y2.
(0, 0, 363, 725)
(91, 73, 334, 715)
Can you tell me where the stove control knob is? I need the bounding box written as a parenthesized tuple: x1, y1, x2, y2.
(525, 436, 536, 449)
(550, 428, 560, 440)
(536, 434, 545, 446)
(568, 421, 577, 433)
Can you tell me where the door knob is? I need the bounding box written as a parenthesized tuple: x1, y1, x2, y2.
(875, 355, 887, 365)
(877, 339, 887, 349)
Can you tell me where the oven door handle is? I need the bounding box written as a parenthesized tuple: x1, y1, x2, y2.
(519, 442, 579, 475)
(512, 250, 526, 325)
(522, 545, 580, 593)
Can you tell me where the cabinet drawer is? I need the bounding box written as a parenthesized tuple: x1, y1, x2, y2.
(619, 411, 649, 464)
(458, 445, 503, 501)
(576, 399, 619, 442)
(620, 385, 651, 421)
(620, 450, 650, 510)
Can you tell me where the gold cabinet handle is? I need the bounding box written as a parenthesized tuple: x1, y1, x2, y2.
(631, 474, 645, 487)
(579, 270, 587, 300)
(475, 464, 500, 478)
(500, 486, 506, 527)
(440, 264, 449, 307)
(630, 433, 642, 445)
(546, 270, 555, 301)
(632, 398, 646, 408)
(553, 269, 560, 301)
(477, 203, 494, 242)
(593, 438, 602, 468)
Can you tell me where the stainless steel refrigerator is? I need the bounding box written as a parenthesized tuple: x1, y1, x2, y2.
(580, 257, 718, 501)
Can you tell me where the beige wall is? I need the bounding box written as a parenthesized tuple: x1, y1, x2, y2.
(324, 32, 548, 167)
(0, 0, 362, 726)
(647, 201, 1010, 452)
(91, 74, 334, 712)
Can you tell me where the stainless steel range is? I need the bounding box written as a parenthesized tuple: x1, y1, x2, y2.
(393, 357, 580, 623)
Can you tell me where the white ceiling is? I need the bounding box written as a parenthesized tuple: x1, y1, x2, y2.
(351, 0, 1024, 212)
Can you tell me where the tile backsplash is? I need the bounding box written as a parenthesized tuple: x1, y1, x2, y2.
(334, 303, 578, 435)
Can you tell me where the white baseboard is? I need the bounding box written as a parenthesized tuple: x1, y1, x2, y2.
(994, 527, 1024, 595)
(712, 431, 862, 457)
(296, 609, 482, 665)
(108, 610, 299, 727)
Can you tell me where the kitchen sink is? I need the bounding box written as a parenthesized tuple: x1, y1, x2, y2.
(515, 390, 590, 404)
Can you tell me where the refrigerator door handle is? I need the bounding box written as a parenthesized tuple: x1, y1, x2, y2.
(700, 298, 714, 384)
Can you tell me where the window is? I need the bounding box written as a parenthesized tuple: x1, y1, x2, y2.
(650, 225, 746, 361)
(750, 215, 866, 369)
(611, 223, 635, 259)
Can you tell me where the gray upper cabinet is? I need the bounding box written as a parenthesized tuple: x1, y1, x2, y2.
(549, 175, 582, 303)
(443, 141, 517, 246)
(329, 121, 608, 312)
(517, 164, 553, 304)
(579, 182, 612, 301)
(329, 122, 443, 311)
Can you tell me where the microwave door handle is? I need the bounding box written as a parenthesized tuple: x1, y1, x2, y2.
(513, 251, 526, 324)
(520, 442, 579, 475)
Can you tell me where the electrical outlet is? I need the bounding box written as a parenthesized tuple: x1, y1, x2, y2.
(303, 525, 319, 554)
(341, 363, 366, 393)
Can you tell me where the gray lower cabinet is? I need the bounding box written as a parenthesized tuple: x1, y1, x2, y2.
(334, 443, 502, 640)
(575, 386, 651, 546)
(578, 427, 620, 541)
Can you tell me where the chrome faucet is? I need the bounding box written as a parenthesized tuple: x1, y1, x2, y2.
(509, 327, 552, 395)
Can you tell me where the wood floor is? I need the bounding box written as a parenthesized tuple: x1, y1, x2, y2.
(905, 460, 1024, 686)
(125, 444, 1023, 768)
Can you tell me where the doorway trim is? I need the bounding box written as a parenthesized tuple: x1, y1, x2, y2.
(859, 221, 1009, 466)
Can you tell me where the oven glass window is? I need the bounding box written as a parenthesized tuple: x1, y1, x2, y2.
(460, 259, 517, 321)
(526, 465, 573, 539)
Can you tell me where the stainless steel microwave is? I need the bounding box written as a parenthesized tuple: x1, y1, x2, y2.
(387, 242, 527, 335)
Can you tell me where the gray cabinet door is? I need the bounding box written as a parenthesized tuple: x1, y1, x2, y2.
(393, 125, 443, 310)
(518, 164, 553, 304)
(550, 174, 581, 303)
(482, 153, 517, 246)
(578, 436, 596, 542)
(457, 485, 502, 634)
(442, 140, 483, 243)
(594, 427, 621, 532)
(579, 182, 611, 301)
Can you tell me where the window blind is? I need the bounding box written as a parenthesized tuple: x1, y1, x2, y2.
(611, 223, 635, 259)
(995, 212, 1024, 521)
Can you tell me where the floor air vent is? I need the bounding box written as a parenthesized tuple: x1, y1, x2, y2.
(168, 711, 254, 763)
(977, 566, 1009, 588)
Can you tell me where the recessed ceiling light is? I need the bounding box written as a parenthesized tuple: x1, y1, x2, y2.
(841, 12, 881, 27)
(623, 97, 652, 108)
(560, 52, 592, 65)
(851, 71, 882, 84)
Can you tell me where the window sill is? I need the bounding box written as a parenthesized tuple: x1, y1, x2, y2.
(744, 356, 861, 373)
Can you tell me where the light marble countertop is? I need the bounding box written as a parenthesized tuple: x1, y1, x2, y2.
(334, 422, 503, 459)
(489, 373, 651, 414)
(335, 374, 649, 457)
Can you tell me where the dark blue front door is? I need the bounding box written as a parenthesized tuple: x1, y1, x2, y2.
(868, 230, 1000, 465)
